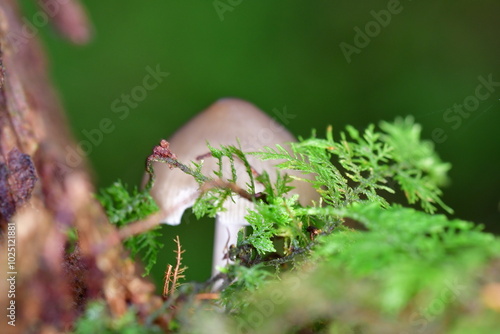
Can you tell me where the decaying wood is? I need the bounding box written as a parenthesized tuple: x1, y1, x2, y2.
(0, 1, 163, 333)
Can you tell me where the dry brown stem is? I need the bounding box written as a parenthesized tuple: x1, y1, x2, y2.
(163, 235, 187, 297)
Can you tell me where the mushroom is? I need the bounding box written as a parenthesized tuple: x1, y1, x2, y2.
(145, 98, 318, 278)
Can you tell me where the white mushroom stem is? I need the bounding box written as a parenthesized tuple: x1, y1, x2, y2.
(211, 192, 255, 277)
(212, 219, 246, 277)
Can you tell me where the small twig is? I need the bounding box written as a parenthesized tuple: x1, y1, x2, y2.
(145, 139, 209, 190)
(194, 293, 219, 301)
(163, 236, 187, 297)
(117, 210, 165, 240)
(195, 152, 213, 161)
(200, 179, 254, 202)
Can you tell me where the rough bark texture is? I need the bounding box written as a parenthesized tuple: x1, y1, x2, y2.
(0, 1, 162, 333)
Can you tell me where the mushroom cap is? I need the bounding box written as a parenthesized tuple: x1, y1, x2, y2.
(145, 98, 318, 225)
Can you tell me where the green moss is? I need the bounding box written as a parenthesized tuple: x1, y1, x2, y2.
(77, 119, 500, 333)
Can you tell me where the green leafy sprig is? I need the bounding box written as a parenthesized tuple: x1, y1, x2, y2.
(97, 180, 161, 275)
(253, 116, 452, 213)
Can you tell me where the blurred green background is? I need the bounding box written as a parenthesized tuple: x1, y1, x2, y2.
(23, 1, 499, 286)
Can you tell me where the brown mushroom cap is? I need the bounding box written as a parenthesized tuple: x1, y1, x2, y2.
(145, 98, 318, 225)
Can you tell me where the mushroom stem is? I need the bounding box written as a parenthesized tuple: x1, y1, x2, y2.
(211, 194, 253, 279)
(212, 219, 245, 277)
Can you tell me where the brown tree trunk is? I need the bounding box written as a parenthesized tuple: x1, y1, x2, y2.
(0, 1, 161, 333)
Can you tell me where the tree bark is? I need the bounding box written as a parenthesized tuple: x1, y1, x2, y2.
(0, 2, 161, 333)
